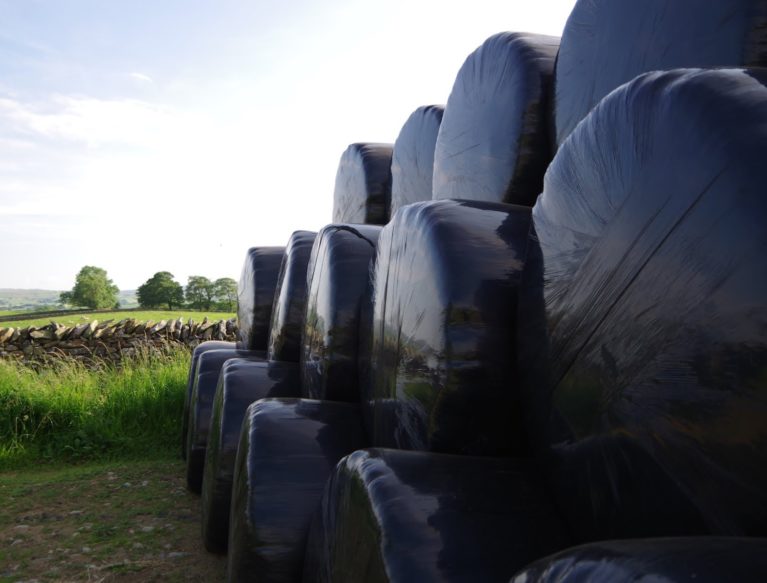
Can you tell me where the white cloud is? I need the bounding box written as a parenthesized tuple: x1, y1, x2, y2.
(0, 94, 199, 148)
(128, 72, 153, 83)
(0, 197, 85, 217)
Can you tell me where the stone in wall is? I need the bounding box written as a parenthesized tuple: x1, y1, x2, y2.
(0, 317, 239, 366)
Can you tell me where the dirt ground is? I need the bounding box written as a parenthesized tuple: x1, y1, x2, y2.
(0, 458, 226, 582)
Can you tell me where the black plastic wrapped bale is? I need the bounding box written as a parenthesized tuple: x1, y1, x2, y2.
(366, 199, 531, 456)
(201, 359, 300, 554)
(303, 448, 570, 583)
(302, 224, 381, 402)
(182, 340, 234, 459)
(518, 69, 767, 541)
(331, 143, 393, 225)
(390, 105, 444, 217)
(268, 231, 317, 362)
(432, 32, 559, 206)
(185, 348, 265, 493)
(554, 0, 767, 147)
(510, 538, 767, 583)
(237, 246, 284, 349)
(228, 398, 367, 583)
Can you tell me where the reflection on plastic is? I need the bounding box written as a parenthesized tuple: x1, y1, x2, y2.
(433, 32, 559, 206)
(182, 340, 234, 459)
(237, 246, 284, 349)
(184, 348, 265, 493)
(228, 398, 366, 583)
(520, 69, 767, 540)
(367, 199, 531, 455)
(390, 105, 444, 216)
(332, 143, 393, 225)
(303, 448, 569, 583)
(301, 224, 381, 402)
(201, 359, 300, 553)
(511, 538, 767, 583)
(268, 231, 317, 362)
(554, 0, 767, 147)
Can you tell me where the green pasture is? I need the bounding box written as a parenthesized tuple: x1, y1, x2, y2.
(0, 310, 235, 330)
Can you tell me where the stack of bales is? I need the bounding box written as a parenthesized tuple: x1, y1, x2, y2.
(182, 1, 767, 581)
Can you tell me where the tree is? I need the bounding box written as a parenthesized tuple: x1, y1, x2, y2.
(137, 272, 184, 310)
(185, 276, 215, 310)
(60, 266, 119, 309)
(213, 277, 238, 311)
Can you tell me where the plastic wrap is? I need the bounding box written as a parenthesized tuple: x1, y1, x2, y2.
(390, 105, 444, 216)
(267, 231, 317, 362)
(201, 359, 300, 553)
(303, 448, 569, 583)
(182, 340, 234, 459)
(366, 199, 531, 456)
(433, 32, 559, 206)
(228, 398, 367, 583)
(302, 224, 381, 402)
(519, 69, 767, 540)
(331, 143, 393, 225)
(237, 246, 284, 349)
(511, 538, 767, 583)
(185, 348, 265, 493)
(554, 0, 767, 147)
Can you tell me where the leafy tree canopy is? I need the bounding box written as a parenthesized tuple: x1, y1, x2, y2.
(60, 266, 119, 309)
(213, 277, 238, 311)
(185, 276, 215, 311)
(137, 271, 184, 310)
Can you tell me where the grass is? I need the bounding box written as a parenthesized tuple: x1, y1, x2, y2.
(0, 346, 191, 470)
(0, 458, 226, 581)
(1, 309, 236, 329)
(0, 311, 21, 318)
(0, 324, 228, 580)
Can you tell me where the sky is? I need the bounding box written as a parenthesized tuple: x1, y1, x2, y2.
(0, 0, 576, 291)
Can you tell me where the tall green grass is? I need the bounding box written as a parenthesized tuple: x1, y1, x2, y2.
(0, 347, 189, 469)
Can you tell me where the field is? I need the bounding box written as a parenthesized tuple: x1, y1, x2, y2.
(0, 310, 235, 330)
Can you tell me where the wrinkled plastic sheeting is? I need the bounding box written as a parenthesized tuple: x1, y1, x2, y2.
(303, 448, 570, 583)
(511, 538, 767, 583)
(268, 231, 317, 362)
(302, 224, 381, 402)
(201, 359, 300, 554)
(185, 348, 265, 493)
(332, 143, 393, 225)
(182, 340, 234, 459)
(237, 246, 284, 349)
(554, 0, 767, 147)
(433, 32, 559, 206)
(519, 69, 767, 541)
(390, 105, 444, 216)
(228, 398, 366, 583)
(366, 200, 531, 455)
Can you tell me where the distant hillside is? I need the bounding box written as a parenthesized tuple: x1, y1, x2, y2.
(0, 289, 62, 311)
(118, 290, 139, 308)
(0, 289, 138, 311)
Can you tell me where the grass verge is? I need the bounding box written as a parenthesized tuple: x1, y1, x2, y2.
(0, 347, 189, 470)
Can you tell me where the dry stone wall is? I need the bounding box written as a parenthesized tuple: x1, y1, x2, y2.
(0, 317, 237, 365)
